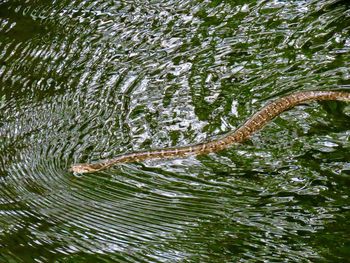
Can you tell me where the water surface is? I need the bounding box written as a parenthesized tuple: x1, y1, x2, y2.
(1, 0, 350, 262)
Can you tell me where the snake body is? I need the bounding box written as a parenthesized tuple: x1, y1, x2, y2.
(70, 90, 350, 173)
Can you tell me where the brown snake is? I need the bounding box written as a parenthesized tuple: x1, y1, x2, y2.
(70, 90, 350, 173)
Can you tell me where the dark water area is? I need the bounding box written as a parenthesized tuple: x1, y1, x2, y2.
(1, 0, 350, 262)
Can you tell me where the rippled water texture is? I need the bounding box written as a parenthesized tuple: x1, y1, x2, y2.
(1, 0, 350, 262)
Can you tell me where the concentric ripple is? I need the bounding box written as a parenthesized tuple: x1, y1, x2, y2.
(1, 0, 350, 262)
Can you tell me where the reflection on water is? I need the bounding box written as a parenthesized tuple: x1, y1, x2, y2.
(1, 0, 350, 261)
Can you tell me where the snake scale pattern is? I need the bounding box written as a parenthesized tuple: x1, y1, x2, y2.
(70, 90, 350, 173)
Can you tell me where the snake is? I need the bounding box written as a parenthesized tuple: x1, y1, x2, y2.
(70, 90, 350, 173)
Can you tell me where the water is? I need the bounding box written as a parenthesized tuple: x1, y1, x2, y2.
(1, 0, 350, 262)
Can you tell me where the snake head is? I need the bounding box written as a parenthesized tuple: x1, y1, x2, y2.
(69, 163, 97, 174)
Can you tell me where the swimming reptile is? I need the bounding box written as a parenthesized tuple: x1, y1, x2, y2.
(70, 90, 350, 173)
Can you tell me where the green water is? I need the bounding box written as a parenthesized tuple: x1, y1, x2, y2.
(1, 0, 350, 262)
